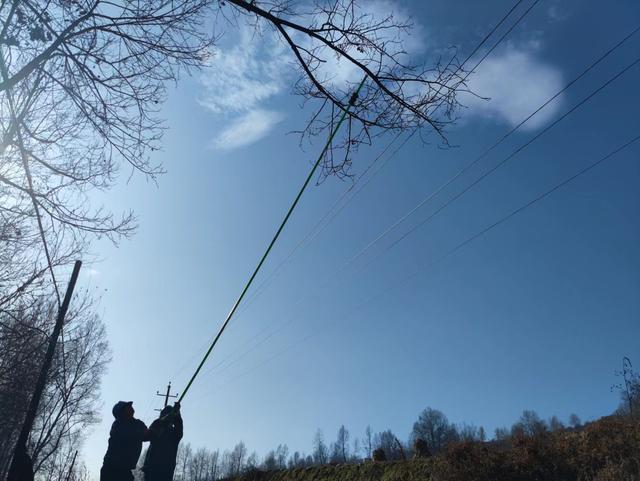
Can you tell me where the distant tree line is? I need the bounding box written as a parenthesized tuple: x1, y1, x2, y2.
(153, 356, 639, 480)
(168, 409, 586, 480)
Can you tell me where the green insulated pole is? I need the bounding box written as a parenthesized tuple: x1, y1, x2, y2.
(179, 78, 367, 402)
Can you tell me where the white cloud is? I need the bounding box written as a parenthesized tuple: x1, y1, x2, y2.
(199, 1, 428, 150)
(199, 27, 287, 114)
(212, 109, 285, 151)
(201, 3, 561, 144)
(462, 45, 564, 130)
(200, 26, 288, 150)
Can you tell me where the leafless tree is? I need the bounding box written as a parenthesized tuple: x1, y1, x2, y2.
(0, 291, 110, 481)
(410, 408, 459, 454)
(493, 427, 509, 441)
(287, 451, 309, 469)
(612, 356, 640, 418)
(311, 430, 328, 465)
(334, 425, 349, 463)
(351, 438, 360, 461)
(207, 449, 220, 480)
(221, 0, 465, 178)
(0, 0, 216, 304)
(373, 429, 404, 461)
(0, 0, 466, 306)
(0, 303, 45, 477)
(510, 410, 548, 438)
(458, 423, 485, 442)
(548, 415, 564, 432)
(262, 449, 277, 471)
(274, 444, 288, 470)
(175, 443, 193, 481)
(362, 425, 372, 459)
(227, 441, 247, 477)
(568, 413, 581, 428)
(244, 451, 257, 471)
(190, 447, 210, 481)
(0, 2, 468, 471)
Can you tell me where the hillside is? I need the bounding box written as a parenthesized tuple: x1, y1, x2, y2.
(229, 417, 640, 481)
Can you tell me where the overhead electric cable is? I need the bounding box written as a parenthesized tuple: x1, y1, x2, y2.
(341, 31, 640, 274)
(172, 3, 575, 396)
(194, 132, 417, 380)
(192, 133, 640, 397)
(193, 32, 640, 381)
(279, 0, 548, 282)
(217, 0, 536, 325)
(237, 131, 408, 313)
(429, 0, 541, 118)
(177, 77, 367, 402)
(360, 55, 640, 267)
(465, 0, 540, 78)
(458, 0, 527, 69)
(410, 134, 640, 271)
(167, 132, 409, 385)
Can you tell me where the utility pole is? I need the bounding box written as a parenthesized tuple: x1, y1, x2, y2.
(6, 261, 82, 481)
(155, 382, 178, 411)
(64, 450, 78, 481)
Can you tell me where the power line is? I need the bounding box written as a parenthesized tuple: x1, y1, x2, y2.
(428, 0, 541, 118)
(260, 0, 551, 295)
(194, 33, 640, 383)
(188, 1, 540, 381)
(192, 135, 417, 381)
(361, 55, 640, 269)
(229, 0, 535, 319)
(465, 0, 540, 79)
(177, 77, 367, 402)
(191, 135, 420, 381)
(192, 133, 640, 398)
(417, 134, 640, 270)
(173, 0, 553, 401)
(167, 132, 408, 386)
(339, 29, 640, 277)
(237, 131, 408, 314)
(459, 0, 527, 69)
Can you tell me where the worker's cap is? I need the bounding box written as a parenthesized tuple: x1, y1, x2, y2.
(160, 405, 174, 418)
(112, 401, 133, 419)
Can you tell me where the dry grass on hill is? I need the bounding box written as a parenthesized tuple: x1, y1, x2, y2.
(229, 417, 640, 481)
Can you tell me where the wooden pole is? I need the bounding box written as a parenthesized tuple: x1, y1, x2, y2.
(6, 261, 82, 481)
(64, 451, 78, 481)
(155, 382, 178, 411)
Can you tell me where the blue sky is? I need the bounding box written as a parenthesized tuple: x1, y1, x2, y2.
(80, 0, 639, 475)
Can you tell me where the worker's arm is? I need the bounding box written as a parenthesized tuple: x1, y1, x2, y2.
(173, 402, 183, 440)
(143, 420, 161, 442)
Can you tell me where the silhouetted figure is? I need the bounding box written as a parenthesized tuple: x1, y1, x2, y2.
(100, 401, 150, 481)
(142, 403, 183, 481)
(6, 447, 34, 481)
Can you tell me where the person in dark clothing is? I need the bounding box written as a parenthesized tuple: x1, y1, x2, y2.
(100, 401, 151, 481)
(142, 402, 183, 481)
